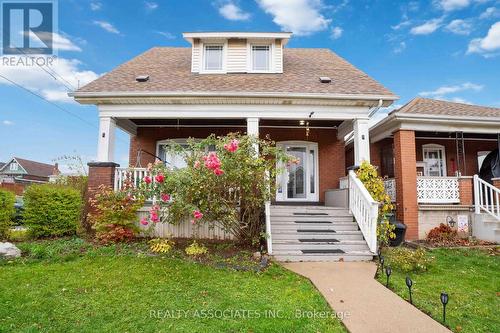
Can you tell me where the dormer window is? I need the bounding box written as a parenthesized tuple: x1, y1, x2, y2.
(10, 162, 18, 171)
(251, 45, 271, 72)
(203, 44, 224, 71)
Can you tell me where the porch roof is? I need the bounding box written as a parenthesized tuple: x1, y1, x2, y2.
(370, 98, 500, 143)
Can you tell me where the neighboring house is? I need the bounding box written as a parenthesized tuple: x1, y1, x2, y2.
(0, 157, 60, 184)
(367, 98, 500, 242)
(71, 31, 398, 261)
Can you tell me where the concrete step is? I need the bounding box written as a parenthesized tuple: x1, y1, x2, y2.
(270, 215, 354, 222)
(271, 205, 348, 211)
(273, 251, 374, 262)
(272, 223, 360, 232)
(272, 231, 364, 241)
(272, 241, 369, 252)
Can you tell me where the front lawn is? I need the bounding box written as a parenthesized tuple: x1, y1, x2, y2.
(0, 239, 346, 333)
(377, 247, 500, 333)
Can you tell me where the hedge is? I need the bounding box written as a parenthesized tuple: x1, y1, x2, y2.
(23, 184, 82, 238)
(0, 189, 15, 239)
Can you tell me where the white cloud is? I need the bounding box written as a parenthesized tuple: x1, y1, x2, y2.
(410, 18, 443, 35)
(218, 1, 251, 21)
(434, 0, 470, 12)
(393, 41, 407, 53)
(467, 21, 500, 55)
(392, 19, 412, 30)
(52, 32, 82, 51)
(155, 31, 176, 40)
(145, 1, 158, 11)
(449, 97, 472, 104)
(2, 120, 14, 126)
(479, 7, 500, 20)
(256, 0, 331, 36)
(93, 20, 120, 34)
(369, 104, 404, 127)
(90, 2, 102, 11)
(0, 57, 99, 103)
(419, 82, 483, 99)
(330, 26, 343, 39)
(445, 19, 473, 35)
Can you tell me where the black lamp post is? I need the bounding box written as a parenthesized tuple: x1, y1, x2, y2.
(385, 266, 392, 287)
(440, 292, 449, 323)
(380, 256, 385, 272)
(405, 276, 413, 304)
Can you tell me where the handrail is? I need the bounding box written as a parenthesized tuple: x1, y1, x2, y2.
(114, 167, 149, 191)
(264, 170, 272, 255)
(348, 170, 379, 253)
(474, 175, 500, 221)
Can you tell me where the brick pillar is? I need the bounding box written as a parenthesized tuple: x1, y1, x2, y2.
(458, 177, 473, 206)
(370, 141, 382, 171)
(87, 162, 119, 194)
(493, 178, 500, 189)
(393, 130, 418, 240)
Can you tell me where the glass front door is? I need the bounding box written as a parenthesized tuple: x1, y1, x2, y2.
(276, 142, 319, 201)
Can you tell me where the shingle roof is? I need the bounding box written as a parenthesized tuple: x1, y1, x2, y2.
(75, 47, 395, 97)
(13, 157, 56, 177)
(394, 97, 500, 118)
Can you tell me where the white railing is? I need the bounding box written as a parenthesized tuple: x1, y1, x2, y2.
(416, 176, 460, 204)
(383, 178, 396, 202)
(339, 176, 349, 189)
(474, 175, 500, 221)
(264, 170, 272, 255)
(114, 167, 150, 191)
(348, 170, 378, 253)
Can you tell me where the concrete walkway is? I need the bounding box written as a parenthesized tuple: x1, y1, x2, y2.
(284, 261, 451, 333)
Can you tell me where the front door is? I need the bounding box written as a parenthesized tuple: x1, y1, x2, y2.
(276, 142, 319, 202)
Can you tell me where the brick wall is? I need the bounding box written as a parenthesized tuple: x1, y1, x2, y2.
(458, 177, 474, 205)
(493, 178, 500, 189)
(129, 126, 344, 202)
(393, 130, 418, 240)
(0, 183, 25, 195)
(87, 162, 119, 193)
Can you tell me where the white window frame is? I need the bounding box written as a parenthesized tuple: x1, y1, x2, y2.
(200, 41, 227, 74)
(9, 162, 18, 171)
(422, 144, 447, 177)
(247, 41, 274, 73)
(156, 139, 215, 169)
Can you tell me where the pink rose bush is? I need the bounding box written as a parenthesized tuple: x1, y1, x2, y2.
(135, 133, 292, 243)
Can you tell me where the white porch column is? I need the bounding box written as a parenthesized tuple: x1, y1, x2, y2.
(97, 116, 116, 162)
(353, 118, 370, 165)
(246, 117, 260, 156)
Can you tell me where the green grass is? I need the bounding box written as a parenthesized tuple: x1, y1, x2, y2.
(377, 248, 500, 333)
(0, 239, 346, 333)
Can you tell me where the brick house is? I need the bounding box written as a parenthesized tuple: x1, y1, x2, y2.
(0, 157, 60, 195)
(367, 98, 500, 242)
(71, 31, 498, 260)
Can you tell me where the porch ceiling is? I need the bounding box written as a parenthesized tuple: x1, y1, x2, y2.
(415, 131, 499, 140)
(129, 118, 342, 128)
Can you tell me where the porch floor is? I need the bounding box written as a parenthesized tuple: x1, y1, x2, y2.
(284, 261, 452, 333)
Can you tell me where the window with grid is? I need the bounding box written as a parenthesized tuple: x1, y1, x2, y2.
(204, 45, 223, 71)
(251, 45, 270, 71)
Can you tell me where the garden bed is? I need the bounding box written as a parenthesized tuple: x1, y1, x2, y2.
(0, 238, 347, 332)
(376, 247, 499, 333)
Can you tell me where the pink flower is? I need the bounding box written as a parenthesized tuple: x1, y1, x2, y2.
(194, 160, 201, 168)
(193, 210, 203, 220)
(155, 174, 165, 183)
(213, 168, 224, 176)
(204, 152, 221, 170)
(161, 193, 170, 202)
(140, 218, 149, 226)
(224, 139, 239, 153)
(150, 212, 159, 223)
(143, 176, 152, 184)
(191, 219, 196, 225)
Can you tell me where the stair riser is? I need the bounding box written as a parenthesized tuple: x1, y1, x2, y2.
(272, 233, 364, 241)
(272, 225, 359, 231)
(273, 254, 373, 262)
(270, 216, 354, 222)
(271, 206, 349, 211)
(272, 243, 370, 251)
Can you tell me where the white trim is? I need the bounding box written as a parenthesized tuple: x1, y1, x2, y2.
(97, 116, 116, 162)
(183, 32, 292, 41)
(276, 141, 319, 202)
(247, 42, 273, 73)
(422, 144, 447, 177)
(0, 158, 27, 174)
(200, 41, 227, 74)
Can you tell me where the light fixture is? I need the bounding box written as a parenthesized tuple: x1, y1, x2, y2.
(299, 120, 305, 125)
(440, 292, 449, 323)
(406, 276, 413, 304)
(446, 216, 456, 228)
(379, 256, 385, 272)
(385, 266, 392, 287)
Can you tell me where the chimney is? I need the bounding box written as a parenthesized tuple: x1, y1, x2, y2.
(53, 163, 60, 175)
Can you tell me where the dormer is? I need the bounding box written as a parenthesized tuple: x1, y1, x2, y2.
(183, 32, 292, 74)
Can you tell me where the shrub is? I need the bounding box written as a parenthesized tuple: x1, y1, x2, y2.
(185, 241, 208, 256)
(426, 223, 458, 243)
(23, 185, 82, 238)
(0, 189, 16, 239)
(136, 133, 291, 244)
(149, 238, 175, 253)
(88, 186, 144, 244)
(8, 228, 29, 242)
(384, 247, 433, 273)
(356, 162, 395, 246)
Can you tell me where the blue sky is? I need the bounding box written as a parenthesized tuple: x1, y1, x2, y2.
(0, 0, 499, 172)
